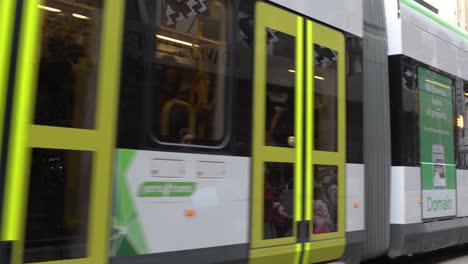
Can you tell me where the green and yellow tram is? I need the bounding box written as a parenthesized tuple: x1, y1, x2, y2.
(0, 0, 365, 263)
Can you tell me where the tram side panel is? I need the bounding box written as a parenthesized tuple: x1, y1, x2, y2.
(340, 34, 365, 264)
(388, 55, 466, 257)
(110, 0, 367, 263)
(110, 0, 254, 263)
(384, 0, 468, 258)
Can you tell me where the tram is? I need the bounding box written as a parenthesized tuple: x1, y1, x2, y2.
(0, 0, 465, 264)
(0, 0, 364, 263)
(385, 0, 468, 259)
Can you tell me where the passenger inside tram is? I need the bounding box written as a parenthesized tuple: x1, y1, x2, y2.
(157, 58, 182, 106)
(313, 187, 335, 234)
(266, 88, 295, 147)
(263, 162, 294, 239)
(313, 165, 338, 234)
(155, 58, 217, 144)
(273, 191, 293, 237)
(153, 0, 226, 146)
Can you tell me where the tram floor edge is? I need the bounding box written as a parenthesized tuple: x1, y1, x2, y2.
(388, 218, 468, 258)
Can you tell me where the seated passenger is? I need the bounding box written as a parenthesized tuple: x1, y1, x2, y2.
(166, 87, 194, 143)
(158, 58, 181, 107)
(191, 70, 214, 140)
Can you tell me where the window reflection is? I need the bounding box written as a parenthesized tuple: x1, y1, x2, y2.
(313, 165, 337, 234)
(314, 44, 337, 151)
(153, 0, 228, 145)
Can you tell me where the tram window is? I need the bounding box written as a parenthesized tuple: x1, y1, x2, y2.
(263, 162, 294, 239)
(265, 30, 295, 147)
(346, 38, 364, 164)
(313, 165, 337, 234)
(152, 0, 228, 145)
(24, 148, 92, 263)
(314, 44, 338, 152)
(34, 0, 103, 128)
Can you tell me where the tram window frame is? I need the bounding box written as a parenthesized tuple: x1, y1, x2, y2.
(389, 56, 420, 166)
(117, 0, 254, 155)
(265, 29, 296, 148)
(345, 35, 363, 164)
(34, 0, 104, 129)
(148, 0, 234, 149)
(313, 44, 338, 152)
(24, 148, 93, 263)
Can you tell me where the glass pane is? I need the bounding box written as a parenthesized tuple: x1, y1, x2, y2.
(35, 0, 103, 128)
(346, 39, 363, 163)
(313, 165, 337, 234)
(24, 149, 92, 262)
(264, 162, 294, 239)
(265, 29, 295, 147)
(153, 0, 228, 145)
(314, 44, 337, 151)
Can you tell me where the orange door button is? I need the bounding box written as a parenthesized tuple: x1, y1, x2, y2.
(185, 209, 195, 216)
(353, 203, 360, 208)
(418, 199, 423, 204)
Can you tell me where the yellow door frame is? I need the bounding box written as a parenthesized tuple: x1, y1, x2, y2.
(303, 21, 346, 264)
(249, 3, 347, 264)
(249, 2, 304, 264)
(0, 1, 16, 256)
(0, 0, 16, 166)
(1, 1, 124, 264)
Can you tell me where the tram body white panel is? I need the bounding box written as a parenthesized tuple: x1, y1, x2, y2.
(457, 169, 468, 217)
(346, 163, 365, 232)
(390, 166, 422, 224)
(112, 150, 250, 255)
(384, 0, 402, 55)
(266, 0, 363, 37)
(401, 19, 461, 78)
(386, 0, 468, 80)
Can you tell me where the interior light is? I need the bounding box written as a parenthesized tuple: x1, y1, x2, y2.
(425, 79, 449, 89)
(72, 13, 90, 20)
(156, 34, 198, 47)
(457, 115, 464, 129)
(288, 69, 295, 73)
(38, 4, 61, 12)
(464, 92, 468, 97)
(314, 76, 324, 80)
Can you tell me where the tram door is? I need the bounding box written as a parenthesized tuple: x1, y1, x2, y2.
(0, 0, 124, 264)
(250, 2, 346, 264)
